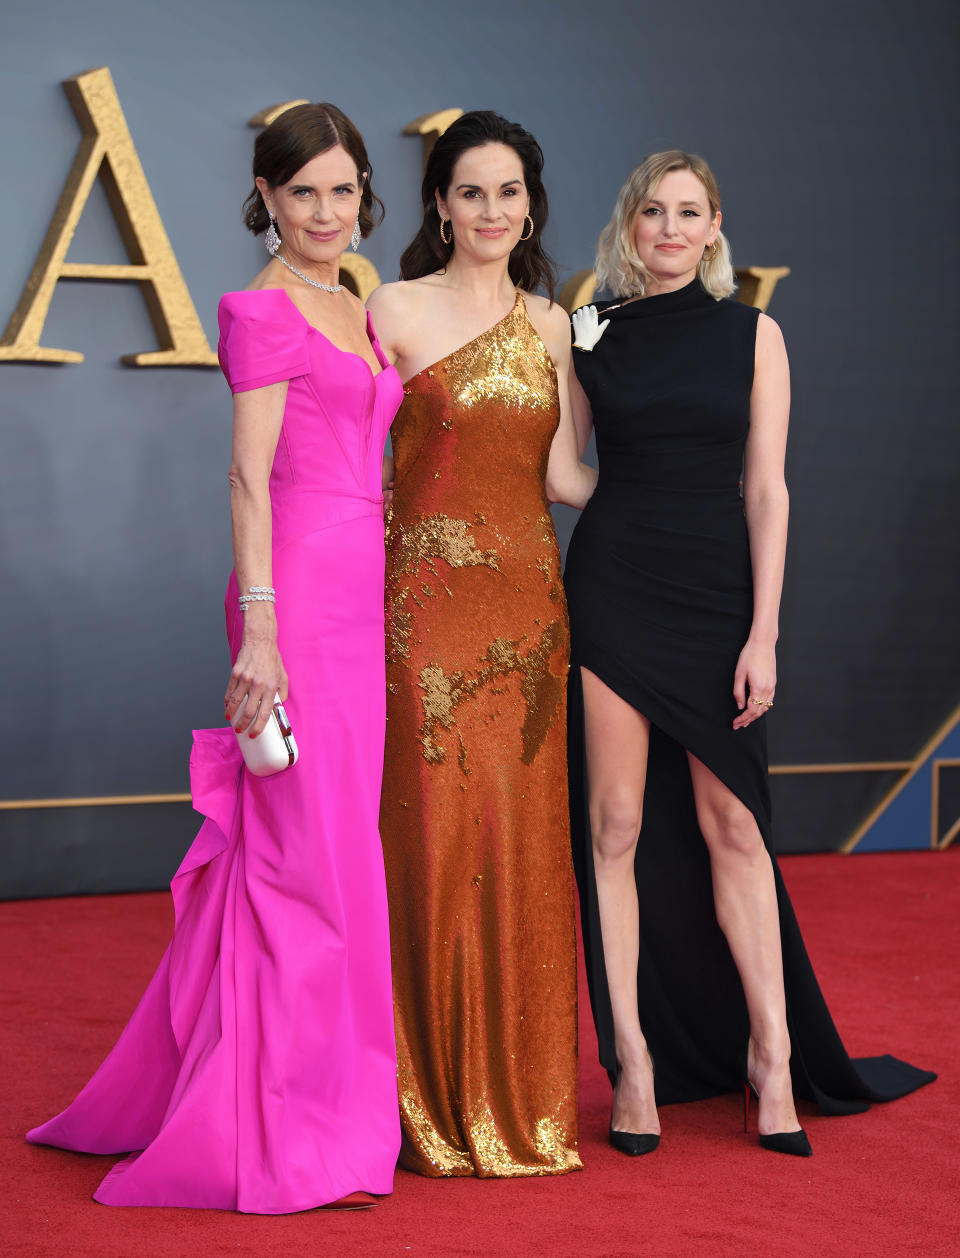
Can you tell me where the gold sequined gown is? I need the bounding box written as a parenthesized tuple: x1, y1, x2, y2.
(381, 292, 581, 1178)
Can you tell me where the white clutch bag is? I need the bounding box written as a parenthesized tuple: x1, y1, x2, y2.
(231, 693, 299, 777)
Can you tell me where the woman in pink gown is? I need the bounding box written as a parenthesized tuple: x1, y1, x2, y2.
(27, 104, 403, 1213)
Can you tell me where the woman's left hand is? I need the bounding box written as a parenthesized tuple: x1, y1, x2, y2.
(732, 638, 777, 729)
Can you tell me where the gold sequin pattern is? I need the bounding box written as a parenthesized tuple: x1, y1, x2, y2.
(386, 513, 503, 662)
(417, 622, 563, 769)
(432, 294, 557, 414)
(397, 1059, 473, 1175)
(451, 333, 554, 410)
(381, 292, 580, 1178)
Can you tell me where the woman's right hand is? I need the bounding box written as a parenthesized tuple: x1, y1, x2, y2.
(382, 453, 396, 519)
(224, 610, 289, 738)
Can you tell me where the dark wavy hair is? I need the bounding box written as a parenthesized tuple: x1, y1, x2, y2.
(242, 102, 384, 240)
(399, 111, 556, 301)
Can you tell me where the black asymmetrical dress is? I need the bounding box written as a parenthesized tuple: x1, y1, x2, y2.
(565, 278, 934, 1113)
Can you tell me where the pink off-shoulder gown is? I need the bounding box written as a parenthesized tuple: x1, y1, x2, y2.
(28, 288, 404, 1212)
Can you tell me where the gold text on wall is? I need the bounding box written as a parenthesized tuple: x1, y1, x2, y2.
(0, 67, 217, 366)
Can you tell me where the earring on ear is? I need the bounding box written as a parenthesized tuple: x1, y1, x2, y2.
(519, 214, 534, 242)
(439, 218, 452, 245)
(265, 210, 281, 256)
(702, 239, 718, 261)
(350, 216, 361, 252)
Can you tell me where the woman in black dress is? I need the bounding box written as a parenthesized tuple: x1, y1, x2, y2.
(565, 150, 934, 1157)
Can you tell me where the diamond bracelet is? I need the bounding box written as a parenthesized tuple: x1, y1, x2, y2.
(239, 584, 276, 611)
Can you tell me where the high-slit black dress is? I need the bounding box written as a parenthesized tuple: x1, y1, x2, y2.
(565, 278, 934, 1113)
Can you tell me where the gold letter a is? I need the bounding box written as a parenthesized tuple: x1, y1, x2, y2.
(0, 67, 216, 366)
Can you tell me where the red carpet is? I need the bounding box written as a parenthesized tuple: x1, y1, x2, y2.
(2, 851, 957, 1258)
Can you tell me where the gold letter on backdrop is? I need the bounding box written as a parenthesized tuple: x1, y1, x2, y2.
(247, 100, 309, 127)
(559, 269, 599, 315)
(404, 109, 464, 173)
(0, 67, 217, 366)
(734, 266, 791, 312)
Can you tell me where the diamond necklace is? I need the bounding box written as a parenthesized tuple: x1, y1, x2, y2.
(274, 251, 342, 293)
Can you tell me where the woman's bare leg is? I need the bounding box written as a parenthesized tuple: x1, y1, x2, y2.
(687, 753, 801, 1135)
(581, 667, 658, 1135)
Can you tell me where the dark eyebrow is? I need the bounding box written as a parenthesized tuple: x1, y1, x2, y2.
(455, 179, 523, 191)
(289, 181, 356, 192)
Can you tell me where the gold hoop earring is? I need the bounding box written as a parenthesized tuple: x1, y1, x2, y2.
(519, 214, 534, 242)
(702, 240, 718, 261)
(439, 218, 452, 245)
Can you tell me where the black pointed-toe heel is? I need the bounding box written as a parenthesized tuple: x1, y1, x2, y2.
(609, 1124, 660, 1156)
(743, 1081, 812, 1158)
(609, 1051, 660, 1156)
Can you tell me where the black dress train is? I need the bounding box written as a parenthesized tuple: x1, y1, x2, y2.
(565, 278, 934, 1112)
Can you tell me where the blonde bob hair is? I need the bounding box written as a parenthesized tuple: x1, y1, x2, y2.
(595, 150, 735, 300)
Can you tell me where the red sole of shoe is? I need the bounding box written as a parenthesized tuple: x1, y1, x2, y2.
(318, 1191, 378, 1212)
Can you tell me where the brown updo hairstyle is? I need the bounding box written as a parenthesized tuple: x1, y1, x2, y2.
(399, 110, 557, 301)
(242, 102, 384, 241)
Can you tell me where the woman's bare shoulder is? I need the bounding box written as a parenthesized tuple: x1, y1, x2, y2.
(367, 276, 439, 315)
(756, 311, 787, 359)
(521, 290, 571, 356)
(521, 289, 566, 318)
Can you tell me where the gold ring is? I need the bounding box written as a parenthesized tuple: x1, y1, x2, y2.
(750, 698, 764, 706)
(765, 701, 774, 708)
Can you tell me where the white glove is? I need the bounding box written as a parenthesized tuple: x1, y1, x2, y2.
(571, 304, 610, 351)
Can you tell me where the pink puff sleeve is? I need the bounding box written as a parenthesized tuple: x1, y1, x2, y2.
(217, 289, 311, 393)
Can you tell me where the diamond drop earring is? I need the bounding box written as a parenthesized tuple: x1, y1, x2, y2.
(350, 216, 361, 252)
(265, 211, 281, 256)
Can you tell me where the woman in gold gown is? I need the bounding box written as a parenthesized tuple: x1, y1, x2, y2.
(367, 111, 596, 1177)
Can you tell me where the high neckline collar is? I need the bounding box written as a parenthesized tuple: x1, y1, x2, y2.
(606, 277, 713, 316)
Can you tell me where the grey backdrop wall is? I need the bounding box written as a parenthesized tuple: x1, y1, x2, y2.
(2, 0, 958, 896)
